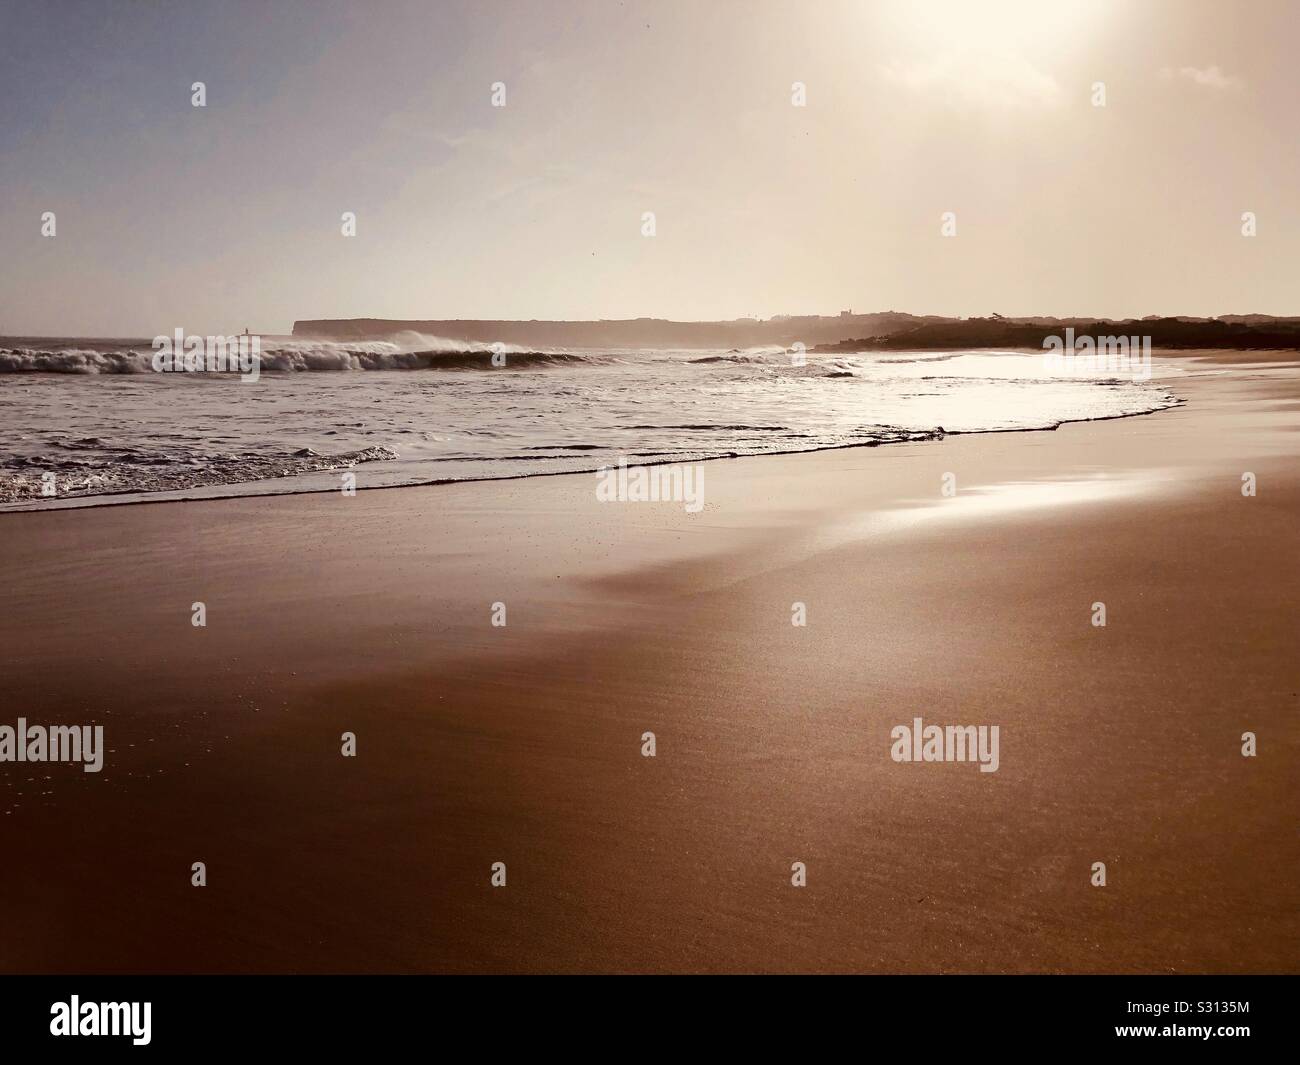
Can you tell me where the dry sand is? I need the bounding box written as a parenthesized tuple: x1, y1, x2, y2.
(0, 354, 1296, 973)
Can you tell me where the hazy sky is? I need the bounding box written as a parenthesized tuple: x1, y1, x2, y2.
(2, 0, 1297, 335)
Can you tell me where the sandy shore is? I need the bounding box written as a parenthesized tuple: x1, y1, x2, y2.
(1, 354, 1296, 973)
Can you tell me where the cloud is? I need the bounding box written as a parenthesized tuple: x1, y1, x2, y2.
(1160, 65, 1244, 91)
(880, 53, 1062, 109)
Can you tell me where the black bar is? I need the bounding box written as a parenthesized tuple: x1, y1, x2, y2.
(0, 975, 1285, 1053)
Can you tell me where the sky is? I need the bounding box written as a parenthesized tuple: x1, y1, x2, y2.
(1, 0, 1297, 335)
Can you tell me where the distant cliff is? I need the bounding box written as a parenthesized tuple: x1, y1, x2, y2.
(292, 313, 937, 349)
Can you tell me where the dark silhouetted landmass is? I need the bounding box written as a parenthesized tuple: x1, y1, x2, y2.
(292, 313, 940, 348)
(812, 316, 1300, 352)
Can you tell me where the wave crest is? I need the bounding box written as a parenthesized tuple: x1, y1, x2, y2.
(0, 348, 155, 374)
(0, 334, 606, 374)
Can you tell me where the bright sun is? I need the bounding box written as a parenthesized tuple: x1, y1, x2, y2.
(871, 0, 1102, 56)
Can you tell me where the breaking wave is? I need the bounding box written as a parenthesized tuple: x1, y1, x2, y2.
(0, 333, 610, 374)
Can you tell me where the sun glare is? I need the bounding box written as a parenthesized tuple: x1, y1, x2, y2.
(871, 0, 1103, 56)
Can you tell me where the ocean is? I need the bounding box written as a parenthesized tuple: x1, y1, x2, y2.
(0, 335, 1181, 509)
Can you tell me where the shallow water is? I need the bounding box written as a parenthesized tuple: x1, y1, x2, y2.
(0, 338, 1180, 509)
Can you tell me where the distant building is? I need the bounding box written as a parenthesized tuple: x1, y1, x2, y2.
(839, 309, 853, 317)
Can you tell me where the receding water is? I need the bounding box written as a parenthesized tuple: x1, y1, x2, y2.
(0, 337, 1181, 509)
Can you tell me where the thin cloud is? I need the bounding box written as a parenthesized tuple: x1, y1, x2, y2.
(1161, 64, 1244, 90)
(880, 54, 1062, 109)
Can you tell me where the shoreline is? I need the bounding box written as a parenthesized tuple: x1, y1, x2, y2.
(0, 408, 1177, 514)
(0, 347, 1206, 514)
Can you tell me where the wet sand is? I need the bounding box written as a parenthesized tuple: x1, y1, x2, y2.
(0, 354, 1296, 973)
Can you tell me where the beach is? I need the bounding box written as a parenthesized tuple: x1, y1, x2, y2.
(0, 353, 1295, 974)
